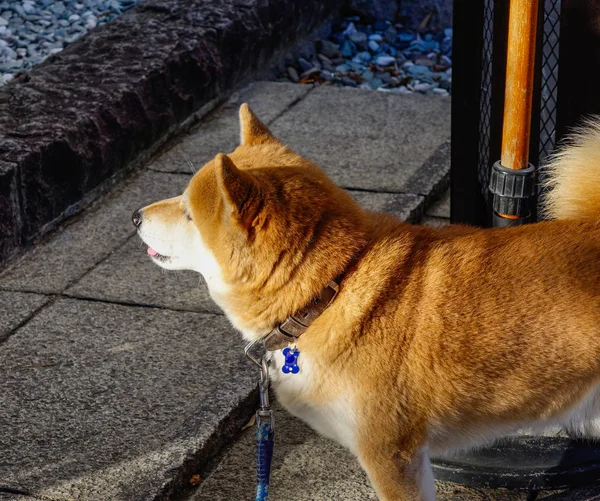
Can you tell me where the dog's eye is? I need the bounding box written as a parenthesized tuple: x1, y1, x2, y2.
(183, 208, 192, 221)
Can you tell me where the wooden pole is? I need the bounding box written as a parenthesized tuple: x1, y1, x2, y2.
(501, 0, 539, 171)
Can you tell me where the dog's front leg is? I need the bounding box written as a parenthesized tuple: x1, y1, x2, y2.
(358, 444, 436, 501)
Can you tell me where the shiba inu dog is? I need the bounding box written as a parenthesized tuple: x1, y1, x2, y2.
(134, 105, 600, 500)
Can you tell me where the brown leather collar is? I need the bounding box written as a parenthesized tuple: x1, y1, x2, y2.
(263, 280, 340, 351)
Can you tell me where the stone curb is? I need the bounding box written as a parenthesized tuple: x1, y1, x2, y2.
(0, 0, 344, 269)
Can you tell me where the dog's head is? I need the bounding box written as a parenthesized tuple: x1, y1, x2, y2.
(134, 104, 368, 339)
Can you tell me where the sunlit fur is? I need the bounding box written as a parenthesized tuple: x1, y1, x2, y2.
(543, 118, 600, 220)
(137, 107, 600, 500)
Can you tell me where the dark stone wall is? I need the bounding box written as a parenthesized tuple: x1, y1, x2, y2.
(0, 0, 344, 268)
(349, 0, 401, 21)
(399, 0, 453, 32)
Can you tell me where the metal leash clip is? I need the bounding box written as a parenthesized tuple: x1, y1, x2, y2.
(244, 338, 266, 368)
(257, 356, 274, 427)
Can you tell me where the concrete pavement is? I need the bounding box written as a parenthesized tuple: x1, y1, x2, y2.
(0, 81, 451, 501)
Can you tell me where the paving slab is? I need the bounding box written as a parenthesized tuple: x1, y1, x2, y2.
(67, 237, 219, 315)
(271, 86, 450, 193)
(0, 171, 188, 295)
(150, 82, 313, 174)
(0, 291, 49, 343)
(0, 298, 255, 501)
(66, 191, 423, 312)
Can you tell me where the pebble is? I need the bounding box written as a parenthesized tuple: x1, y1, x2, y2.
(369, 78, 383, 89)
(415, 57, 434, 67)
(318, 39, 340, 59)
(317, 53, 334, 72)
(354, 51, 371, 63)
(0, 0, 141, 85)
(22, 2, 35, 14)
(413, 82, 433, 93)
(287, 66, 299, 83)
(300, 67, 320, 79)
(408, 64, 432, 76)
(383, 26, 396, 44)
(375, 55, 395, 66)
(361, 69, 374, 81)
(297, 57, 313, 72)
(394, 86, 412, 94)
(349, 31, 367, 48)
(342, 22, 357, 37)
(317, 53, 332, 65)
(339, 76, 358, 87)
(340, 39, 355, 58)
(320, 70, 334, 81)
(281, 15, 453, 95)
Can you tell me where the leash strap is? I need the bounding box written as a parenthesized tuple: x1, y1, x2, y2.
(255, 410, 274, 501)
(254, 357, 274, 501)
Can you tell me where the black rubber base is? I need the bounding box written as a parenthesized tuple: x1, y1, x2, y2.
(493, 212, 531, 227)
(431, 436, 600, 490)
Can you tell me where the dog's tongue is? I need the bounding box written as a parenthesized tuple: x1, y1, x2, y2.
(147, 247, 159, 256)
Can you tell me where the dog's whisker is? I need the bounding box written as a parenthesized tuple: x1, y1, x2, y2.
(180, 151, 197, 174)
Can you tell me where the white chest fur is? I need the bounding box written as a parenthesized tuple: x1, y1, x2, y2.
(269, 349, 358, 453)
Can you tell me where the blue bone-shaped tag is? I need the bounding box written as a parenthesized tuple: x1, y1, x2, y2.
(282, 347, 300, 374)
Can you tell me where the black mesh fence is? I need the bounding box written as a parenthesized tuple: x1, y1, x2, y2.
(477, 0, 495, 199)
(539, 0, 561, 162)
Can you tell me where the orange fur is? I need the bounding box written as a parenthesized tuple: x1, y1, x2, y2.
(137, 107, 600, 500)
(543, 118, 600, 220)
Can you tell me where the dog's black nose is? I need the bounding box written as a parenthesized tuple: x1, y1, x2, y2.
(132, 209, 142, 228)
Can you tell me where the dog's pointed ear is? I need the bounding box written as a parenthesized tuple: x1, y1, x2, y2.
(239, 103, 277, 146)
(215, 153, 260, 227)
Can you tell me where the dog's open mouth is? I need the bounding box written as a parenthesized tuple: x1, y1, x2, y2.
(147, 247, 170, 262)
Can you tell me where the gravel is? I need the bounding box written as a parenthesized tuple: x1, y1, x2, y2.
(280, 17, 453, 95)
(0, 0, 141, 85)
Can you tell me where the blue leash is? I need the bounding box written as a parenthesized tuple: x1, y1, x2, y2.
(244, 342, 300, 500)
(245, 346, 275, 501)
(255, 408, 274, 501)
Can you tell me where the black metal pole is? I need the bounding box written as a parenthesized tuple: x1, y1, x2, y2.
(450, 0, 486, 226)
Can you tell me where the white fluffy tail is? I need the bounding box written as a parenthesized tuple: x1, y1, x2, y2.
(542, 118, 600, 220)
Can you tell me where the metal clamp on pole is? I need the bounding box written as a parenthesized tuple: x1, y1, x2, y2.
(489, 161, 536, 226)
